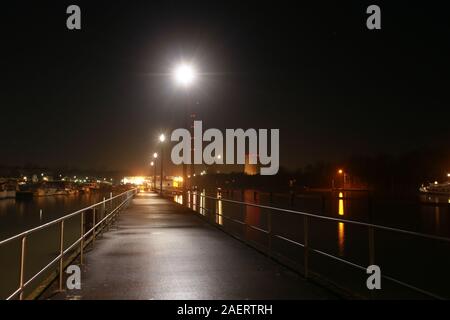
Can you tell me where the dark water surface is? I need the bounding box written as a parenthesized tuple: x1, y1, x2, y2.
(0, 192, 112, 299)
(179, 189, 450, 299)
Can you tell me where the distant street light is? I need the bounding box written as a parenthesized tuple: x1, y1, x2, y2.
(153, 152, 158, 159)
(150, 161, 156, 190)
(334, 169, 346, 189)
(159, 134, 166, 194)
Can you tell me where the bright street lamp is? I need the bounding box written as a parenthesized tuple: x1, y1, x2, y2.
(159, 134, 166, 143)
(174, 63, 196, 87)
(153, 152, 158, 159)
(173, 62, 198, 203)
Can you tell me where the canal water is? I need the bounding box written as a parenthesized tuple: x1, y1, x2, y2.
(0, 192, 112, 299)
(177, 189, 450, 299)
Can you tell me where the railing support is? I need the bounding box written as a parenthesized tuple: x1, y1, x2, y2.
(369, 226, 375, 265)
(19, 236, 26, 300)
(304, 216, 309, 279)
(268, 210, 273, 258)
(92, 208, 96, 245)
(80, 211, 85, 265)
(58, 220, 64, 292)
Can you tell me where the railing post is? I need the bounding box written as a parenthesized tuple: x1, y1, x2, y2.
(304, 216, 309, 279)
(19, 236, 26, 300)
(369, 227, 375, 265)
(110, 192, 113, 212)
(80, 211, 85, 265)
(92, 208, 96, 245)
(321, 194, 326, 215)
(268, 210, 272, 258)
(58, 220, 65, 292)
(368, 226, 375, 299)
(368, 191, 375, 267)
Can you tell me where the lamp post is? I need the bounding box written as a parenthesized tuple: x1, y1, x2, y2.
(173, 62, 197, 204)
(159, 134, 166, 194)
(152, 152, 158, 191)
(338, 169, 347, 189)
(150, 161, 155, 191)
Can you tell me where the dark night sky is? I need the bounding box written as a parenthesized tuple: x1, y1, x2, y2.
(1, 1, 449, 174)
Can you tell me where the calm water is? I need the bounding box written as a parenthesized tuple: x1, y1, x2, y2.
(0, 192, 112, 299)
(178, 189, 450, 299)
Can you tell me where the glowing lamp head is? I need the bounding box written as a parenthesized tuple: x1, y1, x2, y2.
(150, 161, 154, 166)
(159, 134, 166, 142)
(338, 169, 343, 174)
(174, 63, 196, 87)
(153, 152, 158, 159)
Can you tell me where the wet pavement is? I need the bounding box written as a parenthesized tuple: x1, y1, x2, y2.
(51, 192, 336, 300)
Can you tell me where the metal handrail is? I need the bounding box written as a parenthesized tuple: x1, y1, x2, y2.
(202, 195, 450, 243)
(172, 189, 450, 299)
(0, 190, 135, 246)
(1, 188, 137, 300)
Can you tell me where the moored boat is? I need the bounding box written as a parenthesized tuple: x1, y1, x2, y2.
(419, 182, 450, 195)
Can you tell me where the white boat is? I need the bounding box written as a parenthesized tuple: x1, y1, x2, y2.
(419, 182, 450, 195)
(0, 184, 16, 199)
(35, 188, 58, 197)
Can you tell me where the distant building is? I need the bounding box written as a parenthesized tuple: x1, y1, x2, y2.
(244, 153, 259, 175)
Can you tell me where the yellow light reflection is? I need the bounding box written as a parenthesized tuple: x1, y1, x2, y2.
(216, 191, 223, 225)
(338, 192, 344, 216)
(338, 222, 345, 256)
(200, 189, 206, 215)
(192, 191, 197, 211)
(187, 191, 191, 208)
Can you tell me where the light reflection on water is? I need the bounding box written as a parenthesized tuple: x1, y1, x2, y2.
(338, 222, 345, 256)
(216, 191, 223, 225)
(192, 191, 197, 211)
(337, 192, 345, 256)
(200, 189, 206, 215)
(187, 191, 191, 208)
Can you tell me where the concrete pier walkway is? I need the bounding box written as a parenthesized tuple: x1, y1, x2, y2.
(51, 192, 335, 300)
